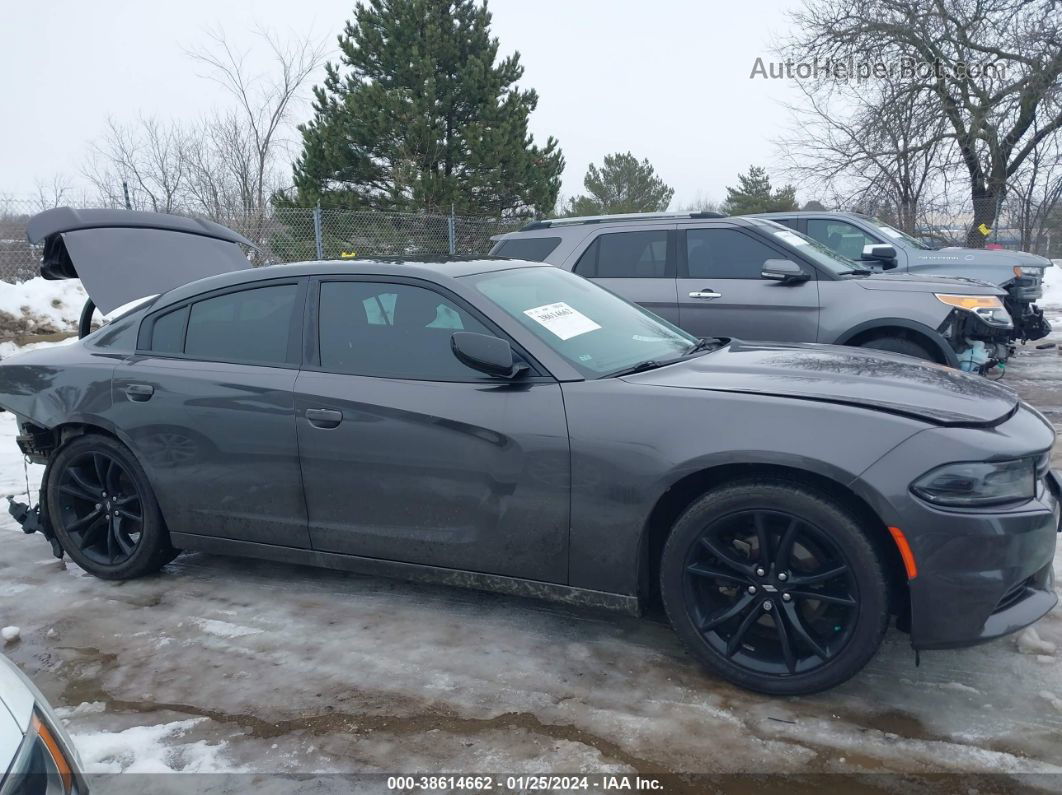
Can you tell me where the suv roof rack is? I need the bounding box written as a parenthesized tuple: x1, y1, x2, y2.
(519, 210, 726, 232)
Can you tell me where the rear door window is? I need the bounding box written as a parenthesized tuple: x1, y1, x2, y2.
(150, 306, 188, 354)
(182, 284, 298, 364)
(573, 231, 670, 278)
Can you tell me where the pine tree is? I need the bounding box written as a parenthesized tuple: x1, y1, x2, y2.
(722, 166, 799, 215)
(564, 152, 674, 216)
(288, 0, 564, 217)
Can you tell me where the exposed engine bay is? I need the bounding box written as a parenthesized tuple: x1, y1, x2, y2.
(938, 307, 1017, 378)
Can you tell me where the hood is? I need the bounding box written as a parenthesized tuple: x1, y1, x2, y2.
(919, 247, 1052, 270)
(623, 340, 1018, 426)
(856, 271, 1003, 294)
(26, 207, 254, 314)
(0, 655, 34, 767)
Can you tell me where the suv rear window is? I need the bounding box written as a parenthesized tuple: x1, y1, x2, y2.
(491, 237, 562, 262)
(574, 231, 669, 278)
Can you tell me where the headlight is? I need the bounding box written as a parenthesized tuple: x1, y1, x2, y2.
(0, 711, 78, 795)
(911, 458, 1036, 507)
(935, 293, 1012, 327)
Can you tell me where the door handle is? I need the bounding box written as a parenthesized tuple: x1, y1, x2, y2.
(688, 289, 722, 299)
(306, 408, 343, 429)
(124, 383, 154, 402)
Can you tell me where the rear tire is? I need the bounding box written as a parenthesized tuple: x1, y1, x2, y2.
(47, 434, 177, 580)
(660, 479, 889, 695)
(858, 335, 936, 362)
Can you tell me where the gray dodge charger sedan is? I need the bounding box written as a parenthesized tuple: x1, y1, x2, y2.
(3, 208, 1060, 695)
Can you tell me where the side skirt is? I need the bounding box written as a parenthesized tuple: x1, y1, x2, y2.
(169, 532, 642, 617)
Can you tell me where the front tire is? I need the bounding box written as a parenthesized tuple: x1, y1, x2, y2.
(660, 480, 889, 695)
(47, 434, 177, 580)
(859, 335, 936, 362)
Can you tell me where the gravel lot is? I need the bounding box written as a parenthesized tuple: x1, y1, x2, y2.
(1, 327, 1061, 793)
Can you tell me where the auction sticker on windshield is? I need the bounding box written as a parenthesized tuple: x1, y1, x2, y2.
(524, 302, 601, 340)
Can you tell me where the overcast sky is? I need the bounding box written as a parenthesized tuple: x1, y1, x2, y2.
(2, 0, 804, 209)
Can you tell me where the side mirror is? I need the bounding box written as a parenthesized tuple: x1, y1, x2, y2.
(761, 259, 810, 284)
(862, 244, 897, 269)
(451, 332, 528, 379)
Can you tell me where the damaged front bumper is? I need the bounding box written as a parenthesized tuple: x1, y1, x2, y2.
(1009, 300, 1052, 343)
(908, 469, 1060, 650)
(938, 308, 1015, 375)
(7, 496, 62, 559)
(1006, 271, 1051, 343)
(7, 419, 62, 558)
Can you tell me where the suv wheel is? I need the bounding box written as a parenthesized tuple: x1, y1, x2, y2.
(859, 335, 935, 361)
(47, 434, 178, 580)
(660, 480, 889, 695)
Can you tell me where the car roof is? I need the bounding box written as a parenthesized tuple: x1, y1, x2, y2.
(519, 210, 726, 231)
(156, 256, 547, 307)
(750, 211, 869, 220)
(494, 213, 763, 241)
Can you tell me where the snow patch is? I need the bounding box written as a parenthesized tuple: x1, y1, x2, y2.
(55, 701, 107, 718)
(192, 618, 262, 639)
(1043, 260, 1062, 307)
(72, 719, 241, 774)
(0, 277, 155, 340)
(1016, 627, 1057, 656)
(937, 681, 981, 695)
(0, 277, 87, 337)
(1038, 691, 1062, 714)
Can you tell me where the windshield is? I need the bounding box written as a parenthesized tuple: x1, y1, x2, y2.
(744, 219, 868, 275)
(866, 218, 932, 250)
(465, 267, 696, 376)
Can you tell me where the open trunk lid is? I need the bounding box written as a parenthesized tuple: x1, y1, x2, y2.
(26, 207, 254, 313)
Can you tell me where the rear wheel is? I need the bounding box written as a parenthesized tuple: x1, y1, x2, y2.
(858, 335, 936, 362)
(660, 480, 889, 695)
(47, 434, 177, 580)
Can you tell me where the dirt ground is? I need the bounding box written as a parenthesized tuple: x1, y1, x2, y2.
(1, 336, 1062, 793)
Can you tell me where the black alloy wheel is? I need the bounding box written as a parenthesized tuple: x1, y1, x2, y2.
(47, 434, 178, 580)
(660, 480, 889, 695)
(683, 509, 858, 677)
(56, 450, 144, 565)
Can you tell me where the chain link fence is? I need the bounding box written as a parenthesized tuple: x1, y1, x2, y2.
(0, 198, 523, 283)
(862, 193, 1060, 256)
(4, 194, 1057, 283)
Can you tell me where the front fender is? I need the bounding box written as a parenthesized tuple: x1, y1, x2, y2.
(561, 380, 928, 597)
(832, 317, 960, 368)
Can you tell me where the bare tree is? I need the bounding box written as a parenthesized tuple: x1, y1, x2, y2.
(185, 26, 327, 232)
(32, 175, 74, 210)
(778, 72, 951, 233)
(1006, 131, 1062, 254)
(85, 116, 189, 213)
(787, 0, 1062, 246)
(682, 192, 722, 213)
(83, 26, 326, 249)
